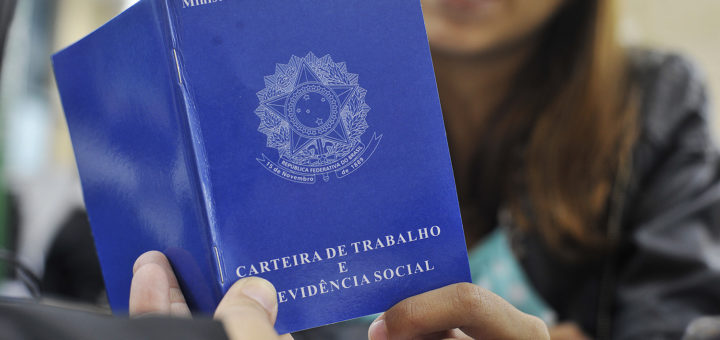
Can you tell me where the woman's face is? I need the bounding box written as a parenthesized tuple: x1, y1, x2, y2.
(422, 0, 566, 56)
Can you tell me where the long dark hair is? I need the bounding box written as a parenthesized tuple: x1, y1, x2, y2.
(466, 0, 636, 255)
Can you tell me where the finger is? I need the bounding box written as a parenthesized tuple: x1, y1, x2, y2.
(370, 318, 468, 340)
(377, 283, 549, 340)
(447, 329, 473, 339)
(548, 323, 591, 340)
(373, 328, 469, 340)
(214, 277, 282, 340)
(131, 251, 191, 317)
(422, 329, 473, 340)
(412, 329, 473, 340)
(129, 262, 170, 316)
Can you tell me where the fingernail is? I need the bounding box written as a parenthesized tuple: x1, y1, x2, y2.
(368, 318, 388, 340)
(239, 278, 276, 313)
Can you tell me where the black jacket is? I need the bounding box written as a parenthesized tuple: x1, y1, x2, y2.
(0, 298, 228, 340)
(519, 50, 720, 340)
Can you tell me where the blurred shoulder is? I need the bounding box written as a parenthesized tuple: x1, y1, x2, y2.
(627, 48, 711, 145)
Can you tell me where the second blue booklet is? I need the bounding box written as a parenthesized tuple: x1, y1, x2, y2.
(53, 0, 471, 333)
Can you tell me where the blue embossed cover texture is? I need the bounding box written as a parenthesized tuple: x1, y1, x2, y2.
(53, 0, 470, 333)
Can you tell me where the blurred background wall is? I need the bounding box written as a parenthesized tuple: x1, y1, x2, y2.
(619, 0, 720, 133)
(0, 0, 134, 298)
(0, 0, 718, 298)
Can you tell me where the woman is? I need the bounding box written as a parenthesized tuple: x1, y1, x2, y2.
(364, 0, 719, 339)
(131, 0, 720, 339)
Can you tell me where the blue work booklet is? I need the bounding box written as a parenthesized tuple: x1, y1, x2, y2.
(53, 0, 470, 333)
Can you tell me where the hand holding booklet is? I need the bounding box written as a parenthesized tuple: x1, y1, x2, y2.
(53, 0, 471, 333)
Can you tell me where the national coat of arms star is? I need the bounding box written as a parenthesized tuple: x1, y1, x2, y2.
(260, 61, 357, 158)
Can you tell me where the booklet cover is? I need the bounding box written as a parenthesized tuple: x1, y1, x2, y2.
(53, 0, 471, 333)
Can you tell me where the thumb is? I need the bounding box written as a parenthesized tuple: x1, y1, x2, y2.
(214, 277, 286, 340)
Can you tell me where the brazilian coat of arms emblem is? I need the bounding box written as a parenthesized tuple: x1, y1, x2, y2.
(255, 52, 382, 183)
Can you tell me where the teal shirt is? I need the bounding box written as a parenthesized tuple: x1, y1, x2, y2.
(468, 227, 556, 325)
